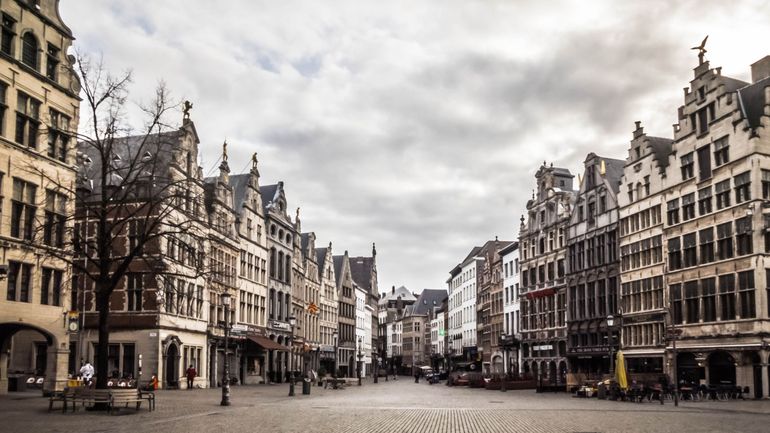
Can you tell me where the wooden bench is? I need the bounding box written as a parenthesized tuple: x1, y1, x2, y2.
(138, 390, 156, 411)
(108, 389, 146, 414)
(49, 387, 77, 413)
(69, 388, 112, 412)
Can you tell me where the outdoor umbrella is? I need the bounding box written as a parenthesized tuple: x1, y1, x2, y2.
(615, 350, 628, 390)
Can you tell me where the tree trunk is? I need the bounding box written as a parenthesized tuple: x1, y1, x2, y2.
(95, 282, 111, 390)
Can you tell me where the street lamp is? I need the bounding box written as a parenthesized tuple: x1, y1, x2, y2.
(357, 336, 363, 386)
(373, 351, 379, 384)
(288, 315, 296, 397)
(500, 333, 508, 393)
(332, 331, 339, 378)
(220, 292, 232, 406)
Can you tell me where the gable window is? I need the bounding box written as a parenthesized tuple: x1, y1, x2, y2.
(47, 109, 70, 162)
(698, 186, 712, 215)
(21, 32, 38, 70)
(699, 227, 714, 264)
(666, 199, 679, 226)
(734, 172, 751, 204)
(15, 91, 40, 147)
(717, 222, 733, 260)
(45, 43, 59, 81)
(680, 152, 694, 181)
(715, 180, 730, 209)
(11, 178, 36, 240)
(697, 144, 712, 181)
(1, 14, 15, 55)
(681, 193, 695, 221)
(713, 137, 729, 166)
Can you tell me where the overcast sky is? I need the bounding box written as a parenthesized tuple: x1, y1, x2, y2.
(62, 0, 770, 293)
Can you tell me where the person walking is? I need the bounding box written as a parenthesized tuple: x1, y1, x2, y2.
(185, 364, 197, 390)
(79, 361, 94, 387)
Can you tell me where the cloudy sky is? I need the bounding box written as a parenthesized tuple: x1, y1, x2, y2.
(62, 0, 770, 292)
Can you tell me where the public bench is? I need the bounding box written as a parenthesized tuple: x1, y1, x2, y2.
(48, 387, 77, 413)
(68, 388, 112, 412)
(108, 389, 149, 414)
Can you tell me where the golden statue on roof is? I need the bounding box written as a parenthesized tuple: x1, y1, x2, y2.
(691, 35, 708, 65)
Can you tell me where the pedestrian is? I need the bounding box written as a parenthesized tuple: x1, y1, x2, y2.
(79, 361, 94, 387)
(414, 370, 420, 383)
(185, 364, 197, 390)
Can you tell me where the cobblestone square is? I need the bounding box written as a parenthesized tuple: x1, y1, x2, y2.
(2, 380, 769, 433)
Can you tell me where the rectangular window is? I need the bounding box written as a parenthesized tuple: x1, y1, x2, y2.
(684, 280, 699, 324)
(682, 193, 695, 221)
(713, 136, 729, 166)
(11, 178, 36, 240)
(736, 216, 753, 256)
(667, 199, 680, 225)
(15, 91, 40, 148)
(697, 144, 712, 181)
(717, 222, 734, 260)
(762, 169, 770, 200)
(46, 43, 59, 81)
(127, 274, 143, 311)
(716, 180, 731, 209)
(701, 278, 716, 322)
(698, 186, 712, 215)
(0, 81, 7, 135)
(128, 219, 145, 255)
(1, 14, 15, 56)
(6, 261, 31, 302)
(47, 109, 70, 162)
(683, 233, 697, 268)
(719, 274, 736, 320)
(668, 237, 682, 270)
(699, 227, 714, 264)
(734, 172, 751, 204)
(44, 189, 67, 248)
(738, 271, 756, 319)
(680, 152, 694, 180)
(671, 284, 682, 324)
(40, 268, 63, 306)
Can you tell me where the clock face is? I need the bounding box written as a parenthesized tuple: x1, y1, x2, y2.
(68, 321, 78, 332)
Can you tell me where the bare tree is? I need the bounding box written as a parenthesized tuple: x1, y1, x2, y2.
(26, 53, 211, 390)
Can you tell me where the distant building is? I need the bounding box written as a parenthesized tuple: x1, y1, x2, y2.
(500, 242, 520, 375)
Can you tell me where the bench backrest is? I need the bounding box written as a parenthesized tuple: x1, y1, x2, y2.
(110, 389, 141, 402)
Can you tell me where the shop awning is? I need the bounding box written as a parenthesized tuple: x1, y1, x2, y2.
(248, 335, 288, 351)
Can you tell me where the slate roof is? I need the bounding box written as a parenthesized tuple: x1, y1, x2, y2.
(410, 289, 448, 316)
(737, 76, 770, 129)
(646, 136, 674, 170)
(498, 241, 519, 256)
(315, 247, 328, 276)
(228, 173, 251, 210)
(602, 157, 626, 194)
(260, 183, 279, 214)
(332, 255, 345, 287)
(349, 256, 375, 293)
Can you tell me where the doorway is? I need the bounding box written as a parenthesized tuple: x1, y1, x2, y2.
(166, 344, 179, 389)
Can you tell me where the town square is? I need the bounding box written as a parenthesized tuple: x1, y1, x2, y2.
(1, 1, 770, 432)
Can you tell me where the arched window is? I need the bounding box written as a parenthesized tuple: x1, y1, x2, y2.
(277, 251, 284, 281)
(269, 248, 276, 277)
(269, 289, 275, 319)
(285, 255, 291, 284)
(21, 32, 38, 70)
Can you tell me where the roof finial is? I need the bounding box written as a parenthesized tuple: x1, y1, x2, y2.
(372, 242, 377, 257)
(296, 207, 300, 221)
(252, 152, 258, 170)
(691, 35, 708, 65)
(222, 140, 228, 162)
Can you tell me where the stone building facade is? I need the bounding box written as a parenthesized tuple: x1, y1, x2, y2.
(500, 242, 520, 375)
(477, 239, 512, 374)
(448, 247, 481, 368)
(519, 164, 575, 385)
(334, 251, 356, 376)
(315, 244, 338, 375)
(565, 153, 623, 387)
(0, 0, 80, 394)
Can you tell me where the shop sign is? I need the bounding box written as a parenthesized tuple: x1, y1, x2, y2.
(533, 344, 553, 351)
(231, 324, 248, 334)
(270, 320, 290, 331)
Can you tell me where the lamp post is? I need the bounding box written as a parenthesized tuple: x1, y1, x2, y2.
(607, 314, 615, 377)
(332, 331, 339, 378)
(357, 336, 363, 386)
(500, 333, 508, 392)
(373, 351, 379, 384)
(288, 315, 296, 397)
(220, 292, 232, 406)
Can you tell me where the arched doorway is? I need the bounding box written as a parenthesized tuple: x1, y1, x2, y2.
(708, 351, 736, 386)
(165, 344, 179, 389)
(492, 355, 503, 374)
(549, 361, 557, 385)
(558, 361, 567, 385)
(677, 352, 703, 387)
(0, 323, 58, 394)
(744, 352, 762, 399)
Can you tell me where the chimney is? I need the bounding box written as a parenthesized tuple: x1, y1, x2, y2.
(392, 285, 395, 294)
(751, 56, 770, 83)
